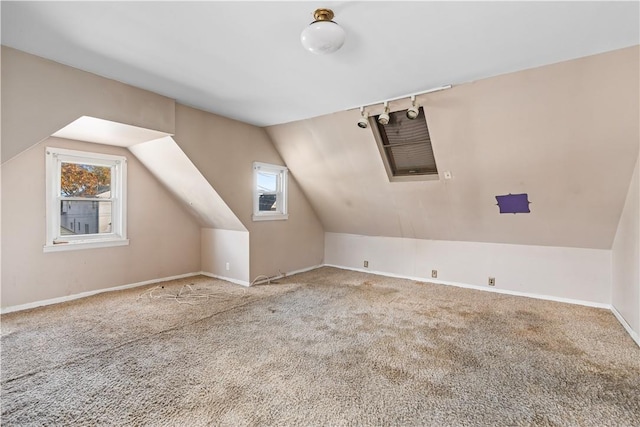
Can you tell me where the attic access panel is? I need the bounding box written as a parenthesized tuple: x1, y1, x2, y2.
(373, 107, 438, 180)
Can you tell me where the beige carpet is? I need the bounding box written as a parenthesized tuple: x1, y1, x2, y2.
(1, 267, 639, 426)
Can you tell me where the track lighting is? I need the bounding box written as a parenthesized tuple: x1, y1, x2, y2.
(406, 95, 420, 120)
(378, 102, 390, 125)
(357, 107, 369, 129)
(352, 85, 452, 129)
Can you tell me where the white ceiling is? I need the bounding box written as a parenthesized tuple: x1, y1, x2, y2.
(2, 1, 638, 127)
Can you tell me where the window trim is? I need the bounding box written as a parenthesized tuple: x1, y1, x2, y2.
(44, 147, 128, 252)
(252, 162, 288, 221)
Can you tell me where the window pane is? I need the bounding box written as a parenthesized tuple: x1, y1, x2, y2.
(257, 171, 277, 192)
(61, 163, 111, 197)
(59, 200, 112, 235)
(252, 162, 287, 220)
(258, 194, 277, 211)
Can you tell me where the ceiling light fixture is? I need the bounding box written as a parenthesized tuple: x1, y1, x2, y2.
(406, 95, 420, 120)
(300, 8, 346, 54)
(378, 102, 390, 125)
(357, 107, 369, 129)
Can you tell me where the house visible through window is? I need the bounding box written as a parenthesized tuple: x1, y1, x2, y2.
(45, 147, 128, 252)
(252, 162, 288, 221)
(372, 107, 439, 181)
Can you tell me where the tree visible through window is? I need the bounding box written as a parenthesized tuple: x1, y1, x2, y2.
(59, 163, 112, 236)
(45, 147, 128, 252)
(61, 163, 110, 196)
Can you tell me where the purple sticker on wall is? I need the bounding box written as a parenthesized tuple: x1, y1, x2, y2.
(496, 193, 530, 214)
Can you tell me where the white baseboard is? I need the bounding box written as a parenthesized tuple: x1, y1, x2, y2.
(611, 306, 640, 347)
(198, 272, 250, 287)
(323, 264, 611, 309)
(1, 265, 321, 314)
(248, 264, 325, 285)
(1, 272, 202, 314)
(324, 264, 640, 345)
(4, 264, 637, 348)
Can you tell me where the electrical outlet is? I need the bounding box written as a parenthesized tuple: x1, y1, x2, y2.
(431, 270, 438, 278)
(488, 277, 495, 286)
(225, 262, 230, 271)
(364, 260, 369, 268)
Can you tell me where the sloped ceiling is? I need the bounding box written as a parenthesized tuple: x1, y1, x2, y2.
(129, 136, 247, 231)
(46, 115, 246, 231)
(266, 47, 640, 250)
(1, 1, 638, 126)
(1, 3, 639, 253)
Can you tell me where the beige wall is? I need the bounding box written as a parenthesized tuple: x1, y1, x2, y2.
(1, 47, 324, 302)
(201, 229, 250, 284)
(1, 138, 201, 308)
(612, 154, 640, 343)
(1, 46, 175, 164)
(266, 46, 639, 250)
(326, 232, 611, 305)
(173, 105, 324, 280)
(4, 44, 637, 338)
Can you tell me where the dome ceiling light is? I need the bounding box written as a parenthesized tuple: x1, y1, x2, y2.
(300, 8, 346, 54)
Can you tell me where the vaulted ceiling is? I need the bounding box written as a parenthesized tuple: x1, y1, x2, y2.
(1, 2, 639, 252)
(267, 46, 639, 249)
(2, 1, 638, 126)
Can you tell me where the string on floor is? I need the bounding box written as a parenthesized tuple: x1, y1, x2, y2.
(137, 283, 247, 305)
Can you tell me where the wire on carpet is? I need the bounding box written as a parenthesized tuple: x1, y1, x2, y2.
(251, 270, 286, 286)
(250, 275, 272, 286)
(137, 283, 247, 305)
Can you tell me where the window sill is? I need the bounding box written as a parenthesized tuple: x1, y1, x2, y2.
(43, 238, 129, 253)
(252, 214, 289, 222)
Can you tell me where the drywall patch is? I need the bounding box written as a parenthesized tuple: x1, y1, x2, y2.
(496, 193, 531, 214)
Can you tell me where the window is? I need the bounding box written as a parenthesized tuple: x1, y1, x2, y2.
(45, 147, 128, 252)
(252, 162, 288, 221)
(372, 107, 439, 182)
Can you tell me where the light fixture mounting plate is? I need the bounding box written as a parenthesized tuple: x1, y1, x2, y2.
(314, 8, 335, 22)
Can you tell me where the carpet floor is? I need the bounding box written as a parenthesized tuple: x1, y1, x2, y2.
(1, 267, 639, 426)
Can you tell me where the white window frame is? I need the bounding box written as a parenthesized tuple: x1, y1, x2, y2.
(44, 147, 128, 252)
(252, 162, 288, 221)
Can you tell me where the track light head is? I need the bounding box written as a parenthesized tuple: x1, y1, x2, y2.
(378, 102, 390, 125)
(357, 107, 369, 129)
(406, 95, 419, 120)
